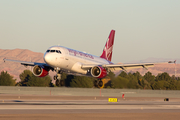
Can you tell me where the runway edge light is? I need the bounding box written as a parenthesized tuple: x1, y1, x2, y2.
(164, 98, 169, 101)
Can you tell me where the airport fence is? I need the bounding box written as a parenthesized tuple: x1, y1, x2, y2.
(0, 86, 180, 98)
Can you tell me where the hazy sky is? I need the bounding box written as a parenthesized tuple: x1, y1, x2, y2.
(0, 0, 180, 63)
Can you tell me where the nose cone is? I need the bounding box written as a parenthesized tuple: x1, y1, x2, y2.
(44, 53, 51, 65)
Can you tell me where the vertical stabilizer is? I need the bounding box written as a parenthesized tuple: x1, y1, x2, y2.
(100, 30, 115, 61)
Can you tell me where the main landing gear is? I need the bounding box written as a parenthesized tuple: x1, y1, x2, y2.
(54, 69, 65, 86)
(94, 79, 103, 88)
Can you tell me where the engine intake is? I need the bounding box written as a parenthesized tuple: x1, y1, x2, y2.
(91, 66, 107, 79)
(32, 65, 49, 77)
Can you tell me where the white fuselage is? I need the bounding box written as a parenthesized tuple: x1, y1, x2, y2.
(44, 46, 110, 75)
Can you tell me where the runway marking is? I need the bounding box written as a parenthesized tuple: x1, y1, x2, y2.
(120, 92, 136, 94)
(1, 104, 180, 110)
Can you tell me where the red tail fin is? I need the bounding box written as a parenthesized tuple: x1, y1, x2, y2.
(100, 30, 115, 61)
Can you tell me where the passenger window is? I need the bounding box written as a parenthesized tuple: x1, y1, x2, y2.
(46, 50, 50, 52)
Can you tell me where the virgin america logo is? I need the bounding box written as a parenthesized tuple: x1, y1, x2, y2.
(104, 39, 113, 61)
(106, 46, 113, 59)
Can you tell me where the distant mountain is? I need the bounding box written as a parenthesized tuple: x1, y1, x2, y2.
(0, 49, 179, 82)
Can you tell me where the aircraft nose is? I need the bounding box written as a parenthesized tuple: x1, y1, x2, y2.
(44, 53, 51, 64)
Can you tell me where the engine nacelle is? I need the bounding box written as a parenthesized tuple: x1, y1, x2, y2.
(90, 66, 107, 79)
(32, 65, 49, 77)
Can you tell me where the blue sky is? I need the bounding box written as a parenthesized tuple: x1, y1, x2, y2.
(0, 0, 180, 63)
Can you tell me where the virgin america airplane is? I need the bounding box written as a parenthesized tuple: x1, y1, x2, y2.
(4, 30, 174, 86)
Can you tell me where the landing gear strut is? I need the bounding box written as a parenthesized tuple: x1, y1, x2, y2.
(54, 69, 64, 86)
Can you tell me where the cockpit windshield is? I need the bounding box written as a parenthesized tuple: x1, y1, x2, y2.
(46, 50, 61, 54)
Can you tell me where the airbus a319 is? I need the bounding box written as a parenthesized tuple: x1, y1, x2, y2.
(4, 30, 174, 87)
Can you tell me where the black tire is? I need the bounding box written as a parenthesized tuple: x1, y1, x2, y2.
(98, 80, 103, 87)
(94, 80, 98, 87)
(60, 80, 65, 86)
(55, 79, 60, 86)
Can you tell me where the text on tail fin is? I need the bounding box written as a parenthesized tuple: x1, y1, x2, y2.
(100, 30, 115, 62)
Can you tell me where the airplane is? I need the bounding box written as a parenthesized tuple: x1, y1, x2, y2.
(3, 30, 175, 87)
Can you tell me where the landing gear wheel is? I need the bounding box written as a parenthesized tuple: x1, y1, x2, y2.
(98, 80, 103, 87)
(60, 80, 65, 86)
(94, 80, 98, 88)
(55, 79, 60, 86)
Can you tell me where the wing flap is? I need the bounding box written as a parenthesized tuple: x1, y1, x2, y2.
(102, 63, 154, 68)
(104, 61, 175, 71)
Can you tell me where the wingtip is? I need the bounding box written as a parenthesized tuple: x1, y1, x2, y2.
(168, 60, 176, 63)
(3, 57, 6, 62)
(111, 29, 115, 32)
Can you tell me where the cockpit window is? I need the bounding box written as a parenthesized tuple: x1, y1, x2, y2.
(56, 50, 61, 53)
(50, 50, 55, 52)
(46, 49, 61, 54)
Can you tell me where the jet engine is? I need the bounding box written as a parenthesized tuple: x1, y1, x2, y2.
(90, 66, 107, 79)
(32, 65, 49, 77)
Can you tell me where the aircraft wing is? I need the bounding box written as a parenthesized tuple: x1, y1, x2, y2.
(82, 61, 175, 72)
(3, 58, 53, 69)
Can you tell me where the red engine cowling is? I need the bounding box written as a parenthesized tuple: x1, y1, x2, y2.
(90, 66, 107, 79)
(32, 65, 49, 77)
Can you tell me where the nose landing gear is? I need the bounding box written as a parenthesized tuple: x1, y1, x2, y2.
(54, 69, 65, 86)
(54, 74, 65, 86)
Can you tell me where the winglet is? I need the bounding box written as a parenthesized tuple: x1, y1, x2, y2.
(100, 30, 115, 61)
(3, 58, 6, 62)
(168, 60, 176, 63)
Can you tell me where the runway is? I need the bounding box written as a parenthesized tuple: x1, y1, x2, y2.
(0, 95, 180, 120)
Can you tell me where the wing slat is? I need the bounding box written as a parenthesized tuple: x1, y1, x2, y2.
(3, 58, 53, 70)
